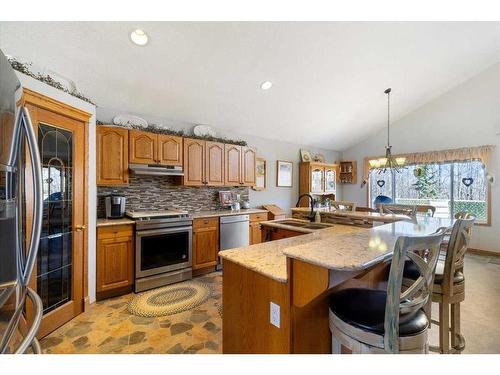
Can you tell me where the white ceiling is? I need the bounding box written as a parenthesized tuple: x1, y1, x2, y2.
(1, 22, 500, 151)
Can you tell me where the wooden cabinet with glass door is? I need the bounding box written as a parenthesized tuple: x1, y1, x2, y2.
(19, 88, 91, 338)
(96, 126, 129, 186)
(299, 162, 338, 207)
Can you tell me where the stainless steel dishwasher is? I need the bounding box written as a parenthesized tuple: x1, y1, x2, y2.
(218, 214, 250, 269)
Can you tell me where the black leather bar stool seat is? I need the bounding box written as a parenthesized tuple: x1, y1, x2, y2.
(329, 288, 428, 336)
(404, 261, 465, 284)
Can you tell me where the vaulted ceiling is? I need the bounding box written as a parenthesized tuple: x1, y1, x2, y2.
(1, 22, 500, 150)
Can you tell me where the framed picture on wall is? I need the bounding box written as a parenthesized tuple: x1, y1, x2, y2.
(277, 160, 293, 187)
(252, 157, 266, 191)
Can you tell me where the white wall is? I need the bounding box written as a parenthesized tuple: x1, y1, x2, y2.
(342, 62, 500, 253)
(16, 73, 98, 303)
(97, 108, 342, 213)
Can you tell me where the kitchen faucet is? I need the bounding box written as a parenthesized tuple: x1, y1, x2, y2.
(295, 194, 316, 222)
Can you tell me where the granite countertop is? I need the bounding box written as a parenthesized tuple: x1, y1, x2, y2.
(96, 218, 136, 227)
(96, 208, 268, 227)
(259, 218, 334, 234)
(283, 217, 455, 271)
(291, 207, 410, 223)
(218, 224, 364, 283)
(191, 208, 268, 218)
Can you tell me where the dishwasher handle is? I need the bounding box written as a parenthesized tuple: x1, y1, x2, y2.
(220, 215, 250, 224)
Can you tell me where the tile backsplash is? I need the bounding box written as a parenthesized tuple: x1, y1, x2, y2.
(97, 175, 249, 218)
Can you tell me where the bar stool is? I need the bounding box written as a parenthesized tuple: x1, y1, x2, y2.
(328, 229, 447, 354)
(403, 215, 475, 354)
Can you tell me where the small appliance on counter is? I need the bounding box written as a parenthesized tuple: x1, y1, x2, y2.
(105, 194, 126, 219)
(241, 200, 250, 209)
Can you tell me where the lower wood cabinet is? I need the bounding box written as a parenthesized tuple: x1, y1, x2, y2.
(262, 226, 304, 242)
(96, 224, 134, 300)
(192, 218, 219, 271)
(249, 212, 268, 245)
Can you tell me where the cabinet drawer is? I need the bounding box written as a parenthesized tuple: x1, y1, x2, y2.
(250, 212, 268, 222)
(193, 217, 219, 229)
(97, 224, 134, 239)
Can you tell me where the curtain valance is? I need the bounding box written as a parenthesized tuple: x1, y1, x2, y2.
(363, 145, 495, 181)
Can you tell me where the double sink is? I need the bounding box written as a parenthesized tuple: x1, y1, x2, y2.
(271, 219, 333, 230)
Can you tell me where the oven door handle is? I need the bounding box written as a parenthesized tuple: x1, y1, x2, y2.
(136, 226, 193, 237)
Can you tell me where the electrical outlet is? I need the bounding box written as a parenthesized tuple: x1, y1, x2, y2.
(270, 302, 280, 328)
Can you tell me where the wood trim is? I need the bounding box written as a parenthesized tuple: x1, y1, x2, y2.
(17, 88, 91, 122)
(468, 248, 500, 257)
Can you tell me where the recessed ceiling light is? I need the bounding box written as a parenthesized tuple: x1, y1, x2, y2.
(260, 81, 272, 90)
(130, 29, 149, 46)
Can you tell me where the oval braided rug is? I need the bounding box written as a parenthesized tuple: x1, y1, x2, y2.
(128, 281, 211, 317)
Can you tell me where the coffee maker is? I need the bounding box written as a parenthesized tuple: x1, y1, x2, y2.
(105, 195, 126, 219)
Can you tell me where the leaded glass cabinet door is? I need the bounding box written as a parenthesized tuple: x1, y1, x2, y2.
(24, 103, 85, 338)
(310, 167, 324, 193)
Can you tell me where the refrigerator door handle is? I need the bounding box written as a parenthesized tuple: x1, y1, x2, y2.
(18, 107, 43, 286)
(14, 287, 43, 354)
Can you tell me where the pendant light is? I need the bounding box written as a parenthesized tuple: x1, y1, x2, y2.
(369, 88, 406, 173)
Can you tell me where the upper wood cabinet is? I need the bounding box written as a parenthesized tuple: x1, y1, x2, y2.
(129, 131, 183, 166)
(183, 138, 205, 186)
(158, 135, 183, 166)
(205, 141, 225, 186)
(224, 144, 243, 186)
(96, 126, 129, 186)
(242, 147, 256, 186)
(224, 145, 256, 186)
(129, 130, 157, 164)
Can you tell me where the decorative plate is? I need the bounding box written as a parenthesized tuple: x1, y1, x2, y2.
(313, 153, 325, 163)
(193, 125, 216, 137)
(113, 114, 148, 128)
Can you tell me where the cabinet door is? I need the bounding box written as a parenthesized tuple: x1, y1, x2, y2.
(310, 166, 324, 193)
(249, 222, 262, 245)
(205, 141, 224, 186)
(224, 144, 242, 186)
(97, 236, 134, 293)
(96, 127, 129, 186)
(157, 134, 183, 166)
(324, 167, 337, 193)
(183, 138, 205, 186)
(241, 146, 256, 186)
(129, 130, 157, 164)
(193, 227, 219, 269)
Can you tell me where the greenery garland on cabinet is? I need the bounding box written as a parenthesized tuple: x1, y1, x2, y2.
(96, 121, 248, 146)
(8, 56, 95, 104)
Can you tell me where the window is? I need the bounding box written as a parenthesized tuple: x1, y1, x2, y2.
(368, 160, 489, 224)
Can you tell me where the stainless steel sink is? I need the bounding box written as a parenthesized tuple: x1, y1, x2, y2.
(271, 220, 333, 230)
(275, 220, 309, 227)
(303, 223, 332, 230)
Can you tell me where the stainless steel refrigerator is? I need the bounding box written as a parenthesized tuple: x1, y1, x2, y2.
(0, 49, 43, 354)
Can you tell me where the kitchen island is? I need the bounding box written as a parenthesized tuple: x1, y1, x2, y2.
(219, 216, 454, 354)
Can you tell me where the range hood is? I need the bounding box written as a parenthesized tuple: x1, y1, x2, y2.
(129, 163, 184, 176)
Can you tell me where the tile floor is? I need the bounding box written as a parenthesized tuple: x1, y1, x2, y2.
(40, 254, 500, 354)
(40, 272, 222, 354)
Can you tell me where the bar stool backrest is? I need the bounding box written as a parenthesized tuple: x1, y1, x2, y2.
(385, 228, 447, 353)
(441, 215, 475, 295)
(378, 204, 417, 219)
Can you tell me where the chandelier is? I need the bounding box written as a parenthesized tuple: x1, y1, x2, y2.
(368, 88, 406, 173)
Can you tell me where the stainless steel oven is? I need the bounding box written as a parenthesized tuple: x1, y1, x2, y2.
(131, 211, 193, 292)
